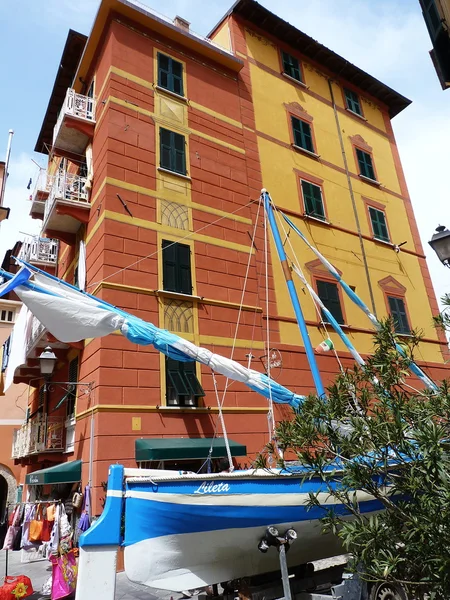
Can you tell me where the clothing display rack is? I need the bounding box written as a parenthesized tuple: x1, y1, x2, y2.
(3, 500, 60, 578)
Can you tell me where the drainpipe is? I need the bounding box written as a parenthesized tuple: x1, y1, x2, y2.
(0, 130, 14, 209)
(327, 80, 377, 317)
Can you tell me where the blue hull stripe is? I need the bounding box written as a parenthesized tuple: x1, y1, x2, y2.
(123, 497, 383, 546)
(126, 474, 387, 496)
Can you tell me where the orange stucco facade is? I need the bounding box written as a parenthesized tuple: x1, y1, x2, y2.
(8, 0, 447, 514)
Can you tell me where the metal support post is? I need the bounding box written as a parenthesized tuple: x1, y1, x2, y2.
(278, 543, 292, 600)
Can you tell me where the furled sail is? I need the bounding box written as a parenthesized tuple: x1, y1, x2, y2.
(0, 263, 305, 410)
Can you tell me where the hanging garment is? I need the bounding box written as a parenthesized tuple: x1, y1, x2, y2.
(47, 504, 56, 522)
(59, 505, 72, 539)
(77, 486, 91, 536)
(3, 506, 21, 551)
(20, 505, 36, 550)
(50, 505, 60, 557)
(29, 505, 44, 543)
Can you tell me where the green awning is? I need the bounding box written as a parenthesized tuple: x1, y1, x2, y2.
(135, 438, 247, 462)
(26, 460, 82, 485)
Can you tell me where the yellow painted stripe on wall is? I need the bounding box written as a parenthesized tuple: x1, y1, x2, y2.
(109, 96, 245, 155)
(104, 176, 252, 223)
(103, 209, 254, 254)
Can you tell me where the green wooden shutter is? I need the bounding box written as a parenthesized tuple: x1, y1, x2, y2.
(160, 129, 186, 174)
(369, 207, 389, 242)
(160, 128, 173, 171)
(301, 181, 325, 220)
(171, 59, 184, 96)
(162, 241, 191, 294)
(282, 51, 302, 82)
(356, 149, 375, 180)
(317, 280, 344, 324)
(292, 117, 314, 153)
(158, 53, 170, 89)
(166, 358, 203, 406)
(388, 296, 411, 334)
(158, 53, 184, 95)
(162, 240, 178, 292)
(173, 132, 186, 175)
(344, 88, 362, 116)
(177, 243, 192, 294)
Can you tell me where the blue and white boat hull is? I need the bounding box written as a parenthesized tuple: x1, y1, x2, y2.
(122, 468, 382, 591)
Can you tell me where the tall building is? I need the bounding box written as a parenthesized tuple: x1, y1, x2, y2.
(419, 0, 450, 89)
(6, 0, 448, 515)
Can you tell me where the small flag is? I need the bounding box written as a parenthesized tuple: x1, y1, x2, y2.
(315, 338, 334, 354)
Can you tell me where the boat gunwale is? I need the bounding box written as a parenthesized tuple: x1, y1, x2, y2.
(124, 466, 345, 483)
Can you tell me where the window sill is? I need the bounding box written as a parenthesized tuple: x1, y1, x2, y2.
(358, 174, 381, 186)
(282, 72, 308, 89)
(292, 145, 320, 160)
(320, 321, 348, 329)
(158, 405, 204, 412)
(372, 236, 393, 247)
(345, 107, 367, 121)
(303, 214, 331, 226)
(154, 85, 188, 103)
(155, 289, 202, 302)
(157, 167, 191, 181)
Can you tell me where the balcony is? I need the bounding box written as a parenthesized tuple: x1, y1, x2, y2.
(18, 236, 59, 269)
(12, 415, 67, 459)
(42, 172, 90, 240)
(53, 88, 95, 155)
(29, 171, 54, 219)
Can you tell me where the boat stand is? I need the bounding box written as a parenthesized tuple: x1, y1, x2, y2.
(204, 528, 367, 600)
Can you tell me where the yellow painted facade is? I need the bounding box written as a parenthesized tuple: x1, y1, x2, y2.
(219, 25, 444, 363)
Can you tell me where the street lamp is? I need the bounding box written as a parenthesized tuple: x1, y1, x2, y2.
(39, 346, 57, 379)
(429, 225, 450, 268)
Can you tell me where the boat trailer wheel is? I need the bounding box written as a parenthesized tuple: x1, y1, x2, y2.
(257, 527, 297, 553)
(369, 582, 408, 600)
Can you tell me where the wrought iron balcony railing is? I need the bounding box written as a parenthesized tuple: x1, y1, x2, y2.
(42, 172, 90, 232)
(18, 236, 59, 267)
(29, 171, 54, 217)
(11, 415, 66, 459)
(53, 89, 95, 154)
(54, 88, 95, 137)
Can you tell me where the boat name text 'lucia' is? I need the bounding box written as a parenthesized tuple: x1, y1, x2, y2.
(194, 481, 230, 494)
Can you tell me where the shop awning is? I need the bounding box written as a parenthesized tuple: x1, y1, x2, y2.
(135, 438, 247, 462)
(26, 460, 82, 485)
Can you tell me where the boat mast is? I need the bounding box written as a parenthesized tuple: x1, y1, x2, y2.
(262, 190, 326, 398)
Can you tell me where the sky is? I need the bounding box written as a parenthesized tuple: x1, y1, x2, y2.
(0, 0, 449, 307)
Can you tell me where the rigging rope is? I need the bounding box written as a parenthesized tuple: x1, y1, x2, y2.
(212, 371, 234, 472)
(207, 198, 263, 468)
(274, 207, 348, 373)
(87, 198, 257, 290)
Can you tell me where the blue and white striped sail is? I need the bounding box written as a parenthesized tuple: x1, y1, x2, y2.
(0, 263, 305, 410)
